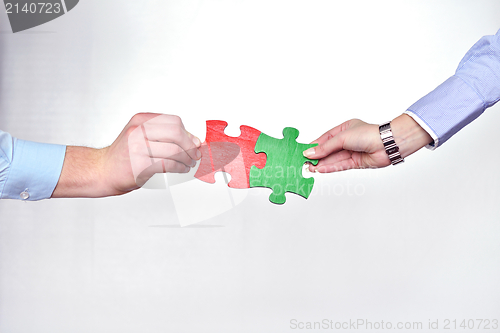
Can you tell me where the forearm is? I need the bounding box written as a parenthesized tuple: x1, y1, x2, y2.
(51, 146, 110, 198)
(391, 114, 433, 159)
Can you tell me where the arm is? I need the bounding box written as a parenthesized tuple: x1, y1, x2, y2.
(1, 113, 200, 201)
(406, 29, 500, 149)
(306, 29, 500, 172)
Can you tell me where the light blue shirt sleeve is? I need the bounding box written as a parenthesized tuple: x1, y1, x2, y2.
(405, 29, 500, 149)
(0, 130, 66, 201)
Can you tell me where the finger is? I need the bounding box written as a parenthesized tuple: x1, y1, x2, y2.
(135, 159, 191, 187)
(307, 150, 348, 172)
(162, 159, 192, 173)
(140, 158, 191, 176)
(320, 149, 352, 164)
(304, 132, 346, 159)
(148, 142, 196, 167)
(129, 114, 202, 150)
(186, 130, 202, 148)
(143, 123, 200, 160)
(315, 158, 358, 173)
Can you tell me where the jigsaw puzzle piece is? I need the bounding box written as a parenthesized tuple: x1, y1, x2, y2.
(249, 127, 318, 204)
(195, 141, 241, 184)
(194, 120, 267, 188)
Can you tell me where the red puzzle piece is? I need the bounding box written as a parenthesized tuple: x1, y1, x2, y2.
(194, 120, 267, 188)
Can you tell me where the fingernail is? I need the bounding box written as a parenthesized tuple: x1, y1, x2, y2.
(193, 136, 201, 147)
(196, 149, 202, 159)
(303, 148, 315, 158)
(190, 160, 196, 167)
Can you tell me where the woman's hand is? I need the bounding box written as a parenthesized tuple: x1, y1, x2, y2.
(304, 115, 433, 173)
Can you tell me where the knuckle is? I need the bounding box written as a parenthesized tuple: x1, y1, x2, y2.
(343, 119, 356, 130)
(171, 126, 185, 139)
(131, 113, 147, 124)
(125, 125, 141, 138)
(131, 113, 160, 125)
(168, 115, 182, 126)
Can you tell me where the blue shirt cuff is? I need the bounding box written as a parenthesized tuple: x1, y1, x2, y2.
(406, 75, 485, 149)
(2, 139, 66, 201)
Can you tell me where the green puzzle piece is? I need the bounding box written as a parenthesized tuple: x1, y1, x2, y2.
(249, 127, 319, 204)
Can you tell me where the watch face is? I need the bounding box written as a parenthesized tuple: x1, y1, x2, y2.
(379, 123, 391, 133)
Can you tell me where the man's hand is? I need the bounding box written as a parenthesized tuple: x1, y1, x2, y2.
(304, 114, 433, 173)
(52, 113, 201, 198)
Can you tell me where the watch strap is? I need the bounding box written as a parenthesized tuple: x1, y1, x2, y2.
(379, 122, 404, 165)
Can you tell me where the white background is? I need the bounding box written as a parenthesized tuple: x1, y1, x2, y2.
(1, 1, 500, 332)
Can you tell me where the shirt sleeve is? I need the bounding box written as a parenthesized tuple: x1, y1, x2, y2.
(404, 29, 500, 149)
(0, 130, 66, 201)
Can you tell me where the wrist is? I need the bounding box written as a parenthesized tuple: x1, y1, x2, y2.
(390, 114, 433, 159)
(52, 146, 109, 198)
(379, 121, 404, 165)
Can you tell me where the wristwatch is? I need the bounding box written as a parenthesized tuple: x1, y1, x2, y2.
(379, 121, 404, 165)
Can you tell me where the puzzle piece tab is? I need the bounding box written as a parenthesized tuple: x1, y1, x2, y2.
(249, 127, 318, 204)
(194, 120, 267, 188)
